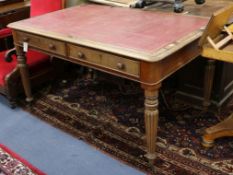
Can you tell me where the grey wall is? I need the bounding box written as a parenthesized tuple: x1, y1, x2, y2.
(66, 0, 83, 7)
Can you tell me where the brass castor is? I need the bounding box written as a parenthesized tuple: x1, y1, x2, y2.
(202, 113, 233, 147)
(202, 135, 214, 148)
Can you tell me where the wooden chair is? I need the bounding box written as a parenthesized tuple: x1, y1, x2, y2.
(0, 0, 66, 108)
(199, 4, 233, 147)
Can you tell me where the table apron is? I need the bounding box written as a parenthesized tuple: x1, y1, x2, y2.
(13, 31, 201, 88)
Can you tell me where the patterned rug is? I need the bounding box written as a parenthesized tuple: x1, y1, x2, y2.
(0, 144, 45, 175)
(22, 68, 233, 175)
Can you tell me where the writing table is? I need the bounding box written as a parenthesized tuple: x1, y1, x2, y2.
(8, 4, 208, 161)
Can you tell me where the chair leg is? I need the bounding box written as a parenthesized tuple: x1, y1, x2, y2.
(5, 90, 17, 109)
(4, 69, 20, 109)
(8, 98, 17, 109)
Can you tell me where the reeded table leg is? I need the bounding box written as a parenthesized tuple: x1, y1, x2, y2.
(16, 46, 33, 103)
(142, 84, 161, 162)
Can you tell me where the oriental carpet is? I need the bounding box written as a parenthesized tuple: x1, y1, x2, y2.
(21, 68, 233, 175)
(0, 144, 45, 175)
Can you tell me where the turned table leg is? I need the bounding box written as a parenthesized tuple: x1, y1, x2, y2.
(16, 46, 33, 103)
(142, 84, 160, 162)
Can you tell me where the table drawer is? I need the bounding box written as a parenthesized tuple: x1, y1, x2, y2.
(15, 31, 66, 56)
(68, 44, 140, 78)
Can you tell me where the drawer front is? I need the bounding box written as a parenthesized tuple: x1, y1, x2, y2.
(15, 31, 66, 56)
(68, 44, 140, 78)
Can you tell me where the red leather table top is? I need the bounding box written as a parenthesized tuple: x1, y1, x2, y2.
(9, 4, 208, 59)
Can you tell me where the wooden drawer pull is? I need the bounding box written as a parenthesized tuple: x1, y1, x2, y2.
(78, 52, 85, 59)
(117, 63, 125, 70)
(23, 37, 29, 42)
(49, 44, 56, 50)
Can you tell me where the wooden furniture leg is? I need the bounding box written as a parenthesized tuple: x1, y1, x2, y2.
(202, 113, 233, 147)
(202, 59, 216, 147)
(15, 46, 33, 103)
(142, 84, 160, 162)
(202, 59, 233, 147)
(199, 5, 233, 148)
(203, 59, 216, 111)
(202, 60, 233, 147)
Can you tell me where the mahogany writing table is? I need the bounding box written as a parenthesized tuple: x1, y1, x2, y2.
(8, 4, 208, 161)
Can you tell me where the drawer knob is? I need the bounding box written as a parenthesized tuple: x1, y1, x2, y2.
(49, 44, 56, 50)
(78, 52, 85, 59)
(117, 63, 125, 70)
(23, 37, 29, 42)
